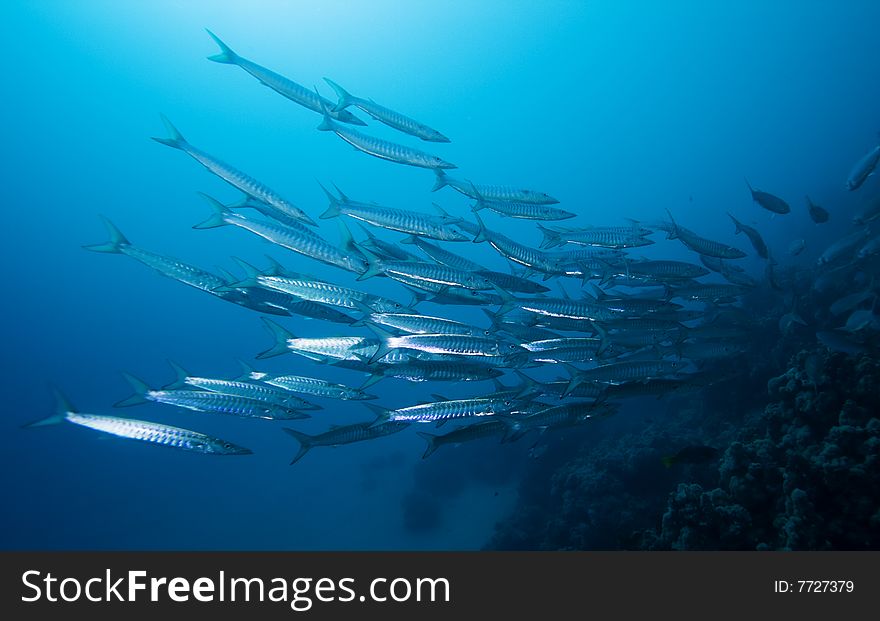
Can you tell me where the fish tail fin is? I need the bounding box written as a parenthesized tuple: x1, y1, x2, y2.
(115, 373, 152, 407)
(364, 324, 393, 364)
(416, 431, 440, 459)
(363, 403, 392, 426)
(355, 243, 385, 281)
(744, 177, 755, 196)
(337, 219, 359, 254)
(594, 322, 611, 356)
(661, 455, 675, 468)
(727, 212, 742, 234)
(228, 256, 262, 288)
(323, 77, 355, 112)
(23, 387, 74, 428)
(151, 114, 188, 150)
(205, 29, 238, 64)
(282, 427, 315, 465)
(193, 193, 232, 229)
(317, 181, 342, 219)
(472, 212, 489, 243)
(489, 283, 517, 315)
(257, 318, 295, 359)
(360, 373, 384, 390)
(82, 215, 130, 253)
(234, 359, 262, 381)
(560, 363, 582, 398)
(664, 208, 679, 239)
(316, 97, 335, 132)
(431, 169, 448, 192)
(399, 234, 420, 245)
(537, 224, 562, 249)
(163, 360, 190, 390)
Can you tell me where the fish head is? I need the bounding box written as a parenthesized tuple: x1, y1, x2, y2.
(206, 439, 253, 455)
(429, 156, 457, 170)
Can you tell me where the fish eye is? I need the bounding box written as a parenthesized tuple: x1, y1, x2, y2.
(484, 330, 491, 336)
(224, 443, 232, 449)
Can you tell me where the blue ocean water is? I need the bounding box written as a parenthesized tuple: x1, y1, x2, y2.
(2, 0, 879, 550)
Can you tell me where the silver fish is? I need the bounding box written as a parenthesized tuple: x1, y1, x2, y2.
(472, 198, 575, 221)
(206, 30, 364, 126)
(194, 195, 367, 274)
(258, 318, 379, 362)
(25, 391, 252, 455)
(317, 106, 455, 169)
(256, 274, 405, 313)
(432, 170, 558, 204)
(417, 421, 513, 459)
(319, 184, 466, 241)
(283, 422, 409, 464)
(665, 211, 746, 259)
(323, 77, 449, 142)
(115, 374, 309, 420)
(152, 116, 315, 226)
(366, 397, 522, 426)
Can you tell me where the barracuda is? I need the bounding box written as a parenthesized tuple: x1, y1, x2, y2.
(472, 198, 575, 221)
(562, 360, 686, 396)
(152, 115, 315, 226)
(324, 77, 449, 142)
(194, 194, 367, 274)
(258, 318, 379, 362)
(432, 170, 559, 204)
(256, 274, 405, 313)
(366, 325, 526, 364)
(282, 421, 410, 464)
(115, 374, 310, 420)
(365, 396, 525, 426)
(317, 104, 456, 169)
(25, 391, 252, 455)
(163, 361, 321, 411)
(205, 30, 365, 126)
(360, 312, 490, 336)
(319, 184, 466, 241)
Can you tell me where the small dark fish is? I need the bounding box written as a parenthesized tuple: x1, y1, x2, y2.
(661, 445, 719, 467)
(806, 195, 829, 224)
(727, 213, 768, 259)
(745, 179, 790, 214)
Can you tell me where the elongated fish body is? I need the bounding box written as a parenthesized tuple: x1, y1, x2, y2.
(256, 275, 403, 313)
(194, 196, 367, 274)
(468, 217, 557, 273)
(666, 221, 747, 259)
(320, 189, 466, 241)
(432, 170, 558, 204)
(151, 116, 315, 226)
(669, 283, 749, 302)
(538, 225, 654, 249)
(372, 397, 519, 425)
(417, 421, 511, 458)
(404, 235, 486, 272)
(265, 375, 374, 400)
(478, 270, 550, 294)
(362, 258, 493, 291)
(523, 337, 604, 363)
(846, 145, 880, 191)
(565, 360, 684, 395)
(117, 376, 308, 420)
(317, 110, 456, 169)
(473, 199, 575, 221)
(366, 313, 489, 336)
(85, 230, 226, 294)
(283, 422, 409, 464)
(323, 78, 449, 142)
(205, 31, 364, 126)
(288, 336, 380, 362)
(745, 179, 790, 214)
(26, 392, 252, 455)
(501, 296, 620, 323)
(727, 213, 769, 259)
(373, 331, 525, 360)
(180, 377, 320, 410)
(620, 260, 710, 281)
(371, 361, 504, 384)
(515, 401, 606, 431)
(233, 197, 326, 239)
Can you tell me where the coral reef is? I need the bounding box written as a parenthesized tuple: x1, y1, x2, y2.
(488, 349, 880, 550)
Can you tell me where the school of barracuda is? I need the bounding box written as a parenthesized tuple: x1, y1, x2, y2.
(27, 31, 880, 463)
